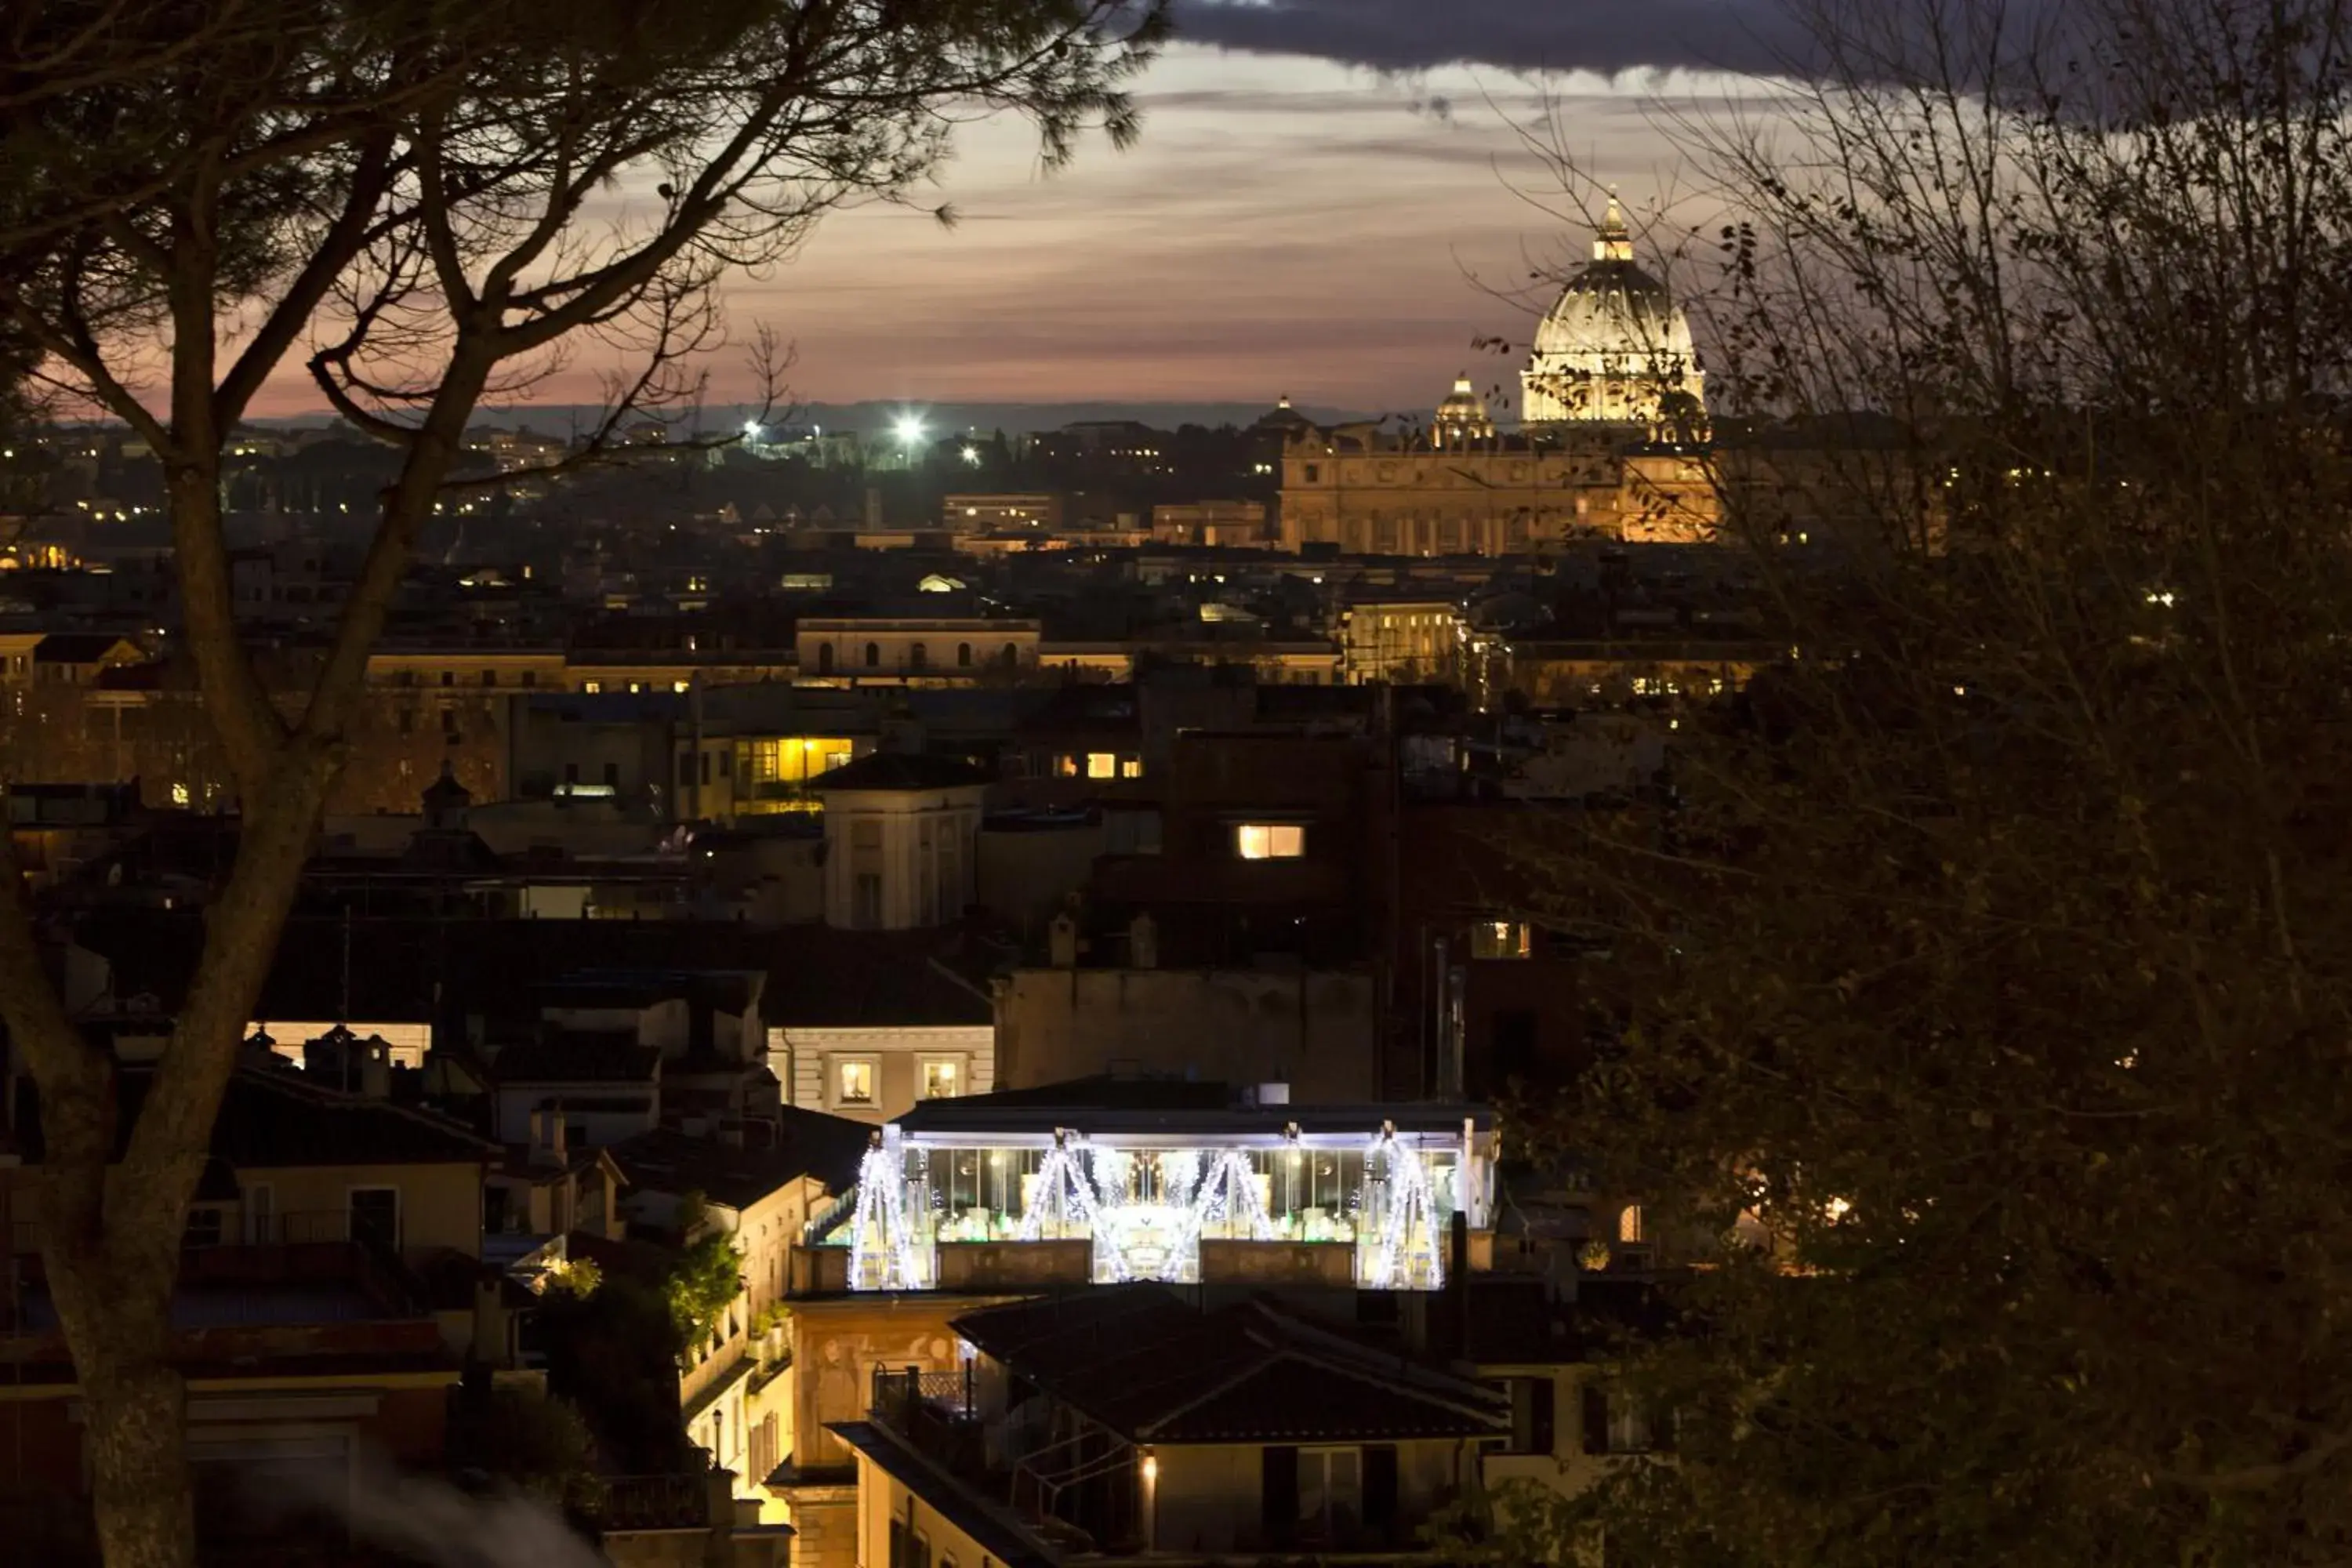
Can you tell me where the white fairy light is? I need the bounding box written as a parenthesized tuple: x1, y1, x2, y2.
(1193, 1148, 1276, 1240)
(1088, 1144, 1136, 1208)
(1156, 1149, 1200, 1208)
(1018, 1131, 1098, 1241)
(849, 1130, 924, 1290)
(1358, 1123, 1445, 1290)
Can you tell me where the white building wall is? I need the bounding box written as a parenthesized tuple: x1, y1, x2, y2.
(769, 1025, 995, 1125)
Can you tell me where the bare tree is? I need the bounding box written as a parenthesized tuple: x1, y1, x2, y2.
(0, 4, 1161, 1564)
(1486, 1, 2352, 1564)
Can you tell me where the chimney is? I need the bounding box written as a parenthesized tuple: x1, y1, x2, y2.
(532, 1105, 568, 1167)
(358, 1037, 391, 1099)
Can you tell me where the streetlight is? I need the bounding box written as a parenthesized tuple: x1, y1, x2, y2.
(960, 444, 981, 466)
(895, 415, 925, 447)
(741, 419, 763, 444)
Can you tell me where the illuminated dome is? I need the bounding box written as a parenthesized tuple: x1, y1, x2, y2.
(1433, 373, 1493, 445)
(1521, 194, 1705, 432)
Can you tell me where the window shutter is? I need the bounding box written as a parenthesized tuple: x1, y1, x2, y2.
(1581, 1383, 1610, 1454)
(1261, 1445, 1299, 1548)
(1363, 1444, 1399, 1541)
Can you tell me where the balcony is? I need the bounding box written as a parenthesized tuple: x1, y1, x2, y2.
(4, 1214, 428, 1330)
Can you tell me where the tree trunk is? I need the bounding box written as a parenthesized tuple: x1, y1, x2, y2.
(80, 1349, 196, 1568)
(6, 760, 337, 1568)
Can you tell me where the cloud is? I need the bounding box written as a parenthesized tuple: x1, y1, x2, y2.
(1168, 0, 1813, 77)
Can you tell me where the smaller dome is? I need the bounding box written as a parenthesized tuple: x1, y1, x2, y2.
(1252, 394, 1314, 433)
(1434, 374, 1494, 445)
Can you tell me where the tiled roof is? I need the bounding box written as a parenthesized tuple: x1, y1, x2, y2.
(486, 1034, 661, 1084)
(951, 1286, 1505, 1444)
(13, 1062, 497, 1169)
(607, 1111, 869, 1208)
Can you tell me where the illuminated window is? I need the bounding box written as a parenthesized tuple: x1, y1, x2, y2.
(1056, 755, 1080, 779)
(1120, 757, 1142, 779)
(919, 1058, 961, 1100)
(1233, 822, 1305, 859)
(836, 1060, 875, 1105)
(583, 681, 602, 693)
(1086, 753, 1116, 779)
(1618, 1205, 1644, 1245)
(1471, 920, 1531, 960)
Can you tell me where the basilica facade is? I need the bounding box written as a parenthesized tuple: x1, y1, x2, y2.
(1277, 198, 1719, 554)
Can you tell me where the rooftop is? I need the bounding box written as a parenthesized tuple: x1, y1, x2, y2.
(14, 1062, 496, 1170)
(950, 1286, 1507, 1443)
(893, 1076, 1490, 1142)
(607, 1111, 870, 1207)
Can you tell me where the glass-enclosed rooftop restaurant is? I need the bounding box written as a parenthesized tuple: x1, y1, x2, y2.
(811, 1081, 1497, 1294)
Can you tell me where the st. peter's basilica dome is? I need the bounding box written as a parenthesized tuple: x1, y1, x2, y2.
(1520, 194, 1705, 433)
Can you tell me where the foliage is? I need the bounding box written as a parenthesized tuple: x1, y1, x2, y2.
(539, 1273, 698, 1476)
(664, 1218, 745, 1350)
(1511, 1, 2352, 1564)
(542, 1254, 601, 1299)
(445, 1386, 602, 1515)
(0, 5, 1161, 1565)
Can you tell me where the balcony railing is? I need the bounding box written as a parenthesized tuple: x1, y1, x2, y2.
(593, 1473, 712, 1532)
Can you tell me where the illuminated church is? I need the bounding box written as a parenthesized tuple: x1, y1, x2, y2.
(1521, 193, 1706, 435)
(1278, 195, 1719, 554)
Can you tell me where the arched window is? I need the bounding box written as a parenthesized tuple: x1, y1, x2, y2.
(1000, 642, 1019, 668)
(910, 642, 927, 670)
(865, 642, 880, 668)
(816, 642, 834, 674)
(956, 642, 972, 668)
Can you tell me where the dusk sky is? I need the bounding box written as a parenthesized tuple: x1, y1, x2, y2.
(225, 2, 1803, 422)
(666, 1, 1797, 418)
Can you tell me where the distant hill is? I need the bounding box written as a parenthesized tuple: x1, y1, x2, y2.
(243, 398, 1388, 437)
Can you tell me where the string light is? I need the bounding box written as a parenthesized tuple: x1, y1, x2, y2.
(1358, 1122, 1445, 1290)
(1017, 1130, 1098, 1241)
(844, 1123, 1463, 1291)
(849, 1129, 924, 1290)
(1193, 1149, 1277, 1240)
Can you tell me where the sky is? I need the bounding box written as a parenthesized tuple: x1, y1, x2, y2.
(235, 2, 1802, 422)
(735, 0, 1796, 416)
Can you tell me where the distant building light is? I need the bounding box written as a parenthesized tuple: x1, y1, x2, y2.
(1233, 822, 1305, 859)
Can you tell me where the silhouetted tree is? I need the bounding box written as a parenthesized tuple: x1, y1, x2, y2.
(1494, 1, 2352, 1564)
(0, 3, 1161, 1565)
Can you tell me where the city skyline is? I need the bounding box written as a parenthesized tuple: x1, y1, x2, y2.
(235, 24, 1782, 420)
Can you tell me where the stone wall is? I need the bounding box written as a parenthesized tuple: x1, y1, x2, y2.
(995, 967, 1381, 1102)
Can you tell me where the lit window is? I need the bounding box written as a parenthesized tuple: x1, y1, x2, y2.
(1056, 755, 1080, 779)
(1471, 920, 1532, 960)
(920, 1058, 960, 1100)
(1233, 823, 1305, 859)
(1086, 753, 1116, 779)
(1120, 757, 1142, 779)
(837, 1060, 874, 1105)
(1619, 1205, 1644, 1244)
